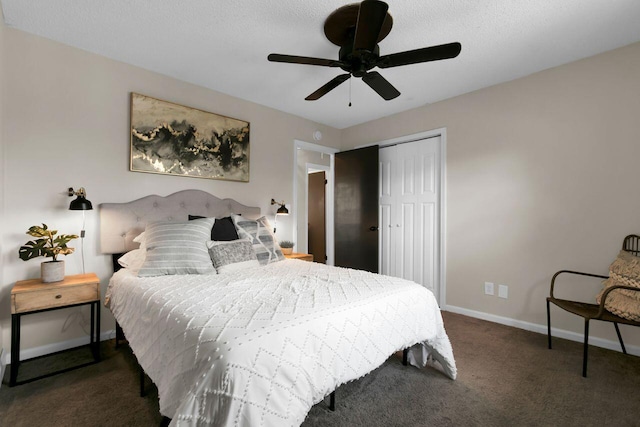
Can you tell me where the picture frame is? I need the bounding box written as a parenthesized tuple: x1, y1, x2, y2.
(130, 93, 250, 182)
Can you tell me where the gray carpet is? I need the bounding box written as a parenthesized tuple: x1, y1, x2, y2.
(1, 312, 639, 426)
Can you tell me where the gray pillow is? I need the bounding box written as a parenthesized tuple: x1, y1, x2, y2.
(231, 214, 285, 265)
(137, 218, 216, 277)
(206, 239, 260, 274)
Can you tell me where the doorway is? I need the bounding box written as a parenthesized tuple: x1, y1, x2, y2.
(293, 140, 338, 265)
(308, 170, 326, 264)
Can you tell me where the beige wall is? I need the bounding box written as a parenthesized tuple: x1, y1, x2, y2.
(0, 23, 341, 356)
(342, 42, 640, 347)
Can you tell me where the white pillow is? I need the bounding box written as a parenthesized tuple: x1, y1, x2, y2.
(206, 239, 260, 274)
(117, 249, 146, 274)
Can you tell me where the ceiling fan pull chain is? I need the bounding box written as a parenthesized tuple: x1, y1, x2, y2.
(349, 75, 352, 107)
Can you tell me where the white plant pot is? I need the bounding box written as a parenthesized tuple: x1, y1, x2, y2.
(42, 260, 65, 283)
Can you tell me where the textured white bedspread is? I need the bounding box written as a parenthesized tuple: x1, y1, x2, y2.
(106, 259, 456, 426)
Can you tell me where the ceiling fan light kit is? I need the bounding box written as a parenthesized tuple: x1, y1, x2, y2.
(268, 0, 461, 102)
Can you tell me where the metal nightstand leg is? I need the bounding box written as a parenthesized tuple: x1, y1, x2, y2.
(95, 302, 101, 361)
(10, 313, 21, 386)
(89, 301, 101, 361)
(9, 301, 101, 386)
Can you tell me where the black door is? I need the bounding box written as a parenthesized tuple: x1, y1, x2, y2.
(334, 145, 379, 272)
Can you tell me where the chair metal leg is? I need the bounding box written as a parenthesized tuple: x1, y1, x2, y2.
(582, 319, 590, 378)
(329, 391, 336, 411)
(613, 322, 627, 354)
(402, 348, 409, 366)
(160, 416, 171, 427)
(547, 300, 552, 349)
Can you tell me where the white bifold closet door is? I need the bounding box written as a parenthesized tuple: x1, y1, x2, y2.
(379, 136, 441, 301)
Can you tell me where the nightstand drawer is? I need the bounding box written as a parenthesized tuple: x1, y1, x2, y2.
(13, 283, 99, 314)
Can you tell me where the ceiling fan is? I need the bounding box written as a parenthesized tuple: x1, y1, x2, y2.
(268, 0, 462, 102)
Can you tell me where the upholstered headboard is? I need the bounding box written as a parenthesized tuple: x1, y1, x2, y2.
(99, 189, 261, 254)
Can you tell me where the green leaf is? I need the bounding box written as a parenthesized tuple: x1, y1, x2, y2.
(20, 224, 78, 261)
(26, 224, 51, 238)
(18, 240, 47, 261)
(53, 234, 79, 246)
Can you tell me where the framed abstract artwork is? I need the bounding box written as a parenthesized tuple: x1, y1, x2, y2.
(130, 93, 250, 182)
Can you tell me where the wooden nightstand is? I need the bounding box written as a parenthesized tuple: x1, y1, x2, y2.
(284, 252, 314, 262)
(10, 273, 101, 386)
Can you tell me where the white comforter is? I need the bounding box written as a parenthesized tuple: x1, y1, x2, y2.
(106, 259, 456, 426)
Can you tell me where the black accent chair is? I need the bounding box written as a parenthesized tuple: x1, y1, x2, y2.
(547, 234, 640, 377)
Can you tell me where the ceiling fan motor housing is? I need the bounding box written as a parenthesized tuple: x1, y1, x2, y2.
(339, 43, 380, 77)
(267, 0, 461, 101)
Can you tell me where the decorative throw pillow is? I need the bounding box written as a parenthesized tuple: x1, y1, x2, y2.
(596, 250, 640, 321)
(206, 239, 260, 274)
(117, 248, 146, 273)
(137, 218, 216, 277)
(188, 215, 239, 241)
(231, 214, 285, 265)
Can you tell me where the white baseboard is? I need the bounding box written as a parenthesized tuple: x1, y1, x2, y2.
(3, 330, 115, 365)
(443, 305, 640, 357)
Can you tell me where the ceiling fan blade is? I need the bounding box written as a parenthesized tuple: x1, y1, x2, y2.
(377, 42, 462, 68)
(362, 71, 400, 100)
(268, 53, 343, 68)
(305, 74, 351, 101)
(353, 0, 389, 52)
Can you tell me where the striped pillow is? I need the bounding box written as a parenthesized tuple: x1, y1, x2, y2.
(137, 218, 216, 277)
(231, 214, 284, 265)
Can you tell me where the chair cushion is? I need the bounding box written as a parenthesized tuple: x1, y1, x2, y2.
(597, 250, 640, 321)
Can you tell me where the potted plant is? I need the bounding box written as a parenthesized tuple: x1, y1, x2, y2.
(279, 240, 294, 255)
(19, 224, 78, 283)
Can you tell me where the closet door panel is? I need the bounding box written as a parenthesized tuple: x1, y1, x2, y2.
(420, 202, 436, 291)
(379, 203, 393, 276)
(400, 202, 415, 281)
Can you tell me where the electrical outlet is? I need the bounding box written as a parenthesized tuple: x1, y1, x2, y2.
(484, 282, 494, 295)
(498, 284, 508, 299)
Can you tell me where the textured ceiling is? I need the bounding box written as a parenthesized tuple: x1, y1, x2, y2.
(2, 0, 640, 129)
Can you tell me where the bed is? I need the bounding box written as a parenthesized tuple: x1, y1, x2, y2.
(101, 190, 456, 426)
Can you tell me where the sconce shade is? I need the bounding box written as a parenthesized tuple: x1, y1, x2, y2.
(69, 196, 93, 211)
(271, 198, 289, 215)
(68, 187, 93, 210)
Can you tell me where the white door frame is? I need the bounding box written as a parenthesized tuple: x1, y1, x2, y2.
(356, 128, 448, 306)
(293, 140, 338, 266)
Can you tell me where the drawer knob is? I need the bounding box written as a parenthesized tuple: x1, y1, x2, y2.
(55, 294, 62, 299)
